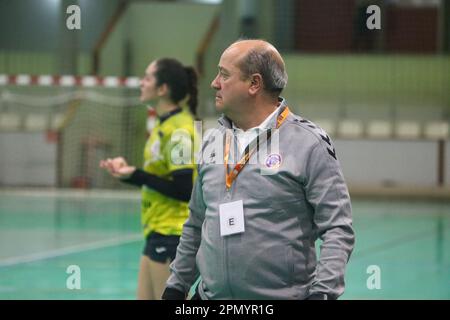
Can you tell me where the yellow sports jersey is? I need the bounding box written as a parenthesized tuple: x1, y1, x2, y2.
(141, 108, 197, 237)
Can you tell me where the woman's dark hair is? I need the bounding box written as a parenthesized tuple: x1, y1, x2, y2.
(154, 58, 198, 116)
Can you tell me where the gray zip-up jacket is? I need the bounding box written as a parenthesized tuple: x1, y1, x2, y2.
(166, 100, 355, 300)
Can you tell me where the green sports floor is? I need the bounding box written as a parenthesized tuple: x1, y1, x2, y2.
(0, 191, 449, 300)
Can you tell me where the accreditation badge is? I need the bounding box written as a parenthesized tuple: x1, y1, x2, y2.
(219, 200, 245, 236)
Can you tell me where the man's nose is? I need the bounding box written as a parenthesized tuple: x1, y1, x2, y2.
(211, 75, 220, 90)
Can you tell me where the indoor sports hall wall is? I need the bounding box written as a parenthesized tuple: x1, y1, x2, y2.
(98, 2, 218, 76)
(0, 0, 449, 191)
(282, 55, 450, 121)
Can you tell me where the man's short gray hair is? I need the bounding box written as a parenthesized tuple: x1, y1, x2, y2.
(237, 47, 288, 97)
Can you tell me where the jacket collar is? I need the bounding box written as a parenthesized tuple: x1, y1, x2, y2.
(217, 97, 287, 129)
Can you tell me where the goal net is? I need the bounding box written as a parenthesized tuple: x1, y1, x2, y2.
(0, 75, 153, 189)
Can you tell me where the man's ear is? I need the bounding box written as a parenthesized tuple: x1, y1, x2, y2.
(248, 73, 263, 95)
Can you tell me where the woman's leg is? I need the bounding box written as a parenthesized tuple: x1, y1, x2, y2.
(137, 255, 155, 300)
(148, 258, 171, 299)
(138, 232, 179, 299)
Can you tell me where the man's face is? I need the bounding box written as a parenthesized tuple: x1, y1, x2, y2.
(140, 61, 159, 103)
(210, 45, 250, 115)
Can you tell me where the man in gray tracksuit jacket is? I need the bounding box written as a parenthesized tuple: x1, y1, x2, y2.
(162, 39, 355, 300)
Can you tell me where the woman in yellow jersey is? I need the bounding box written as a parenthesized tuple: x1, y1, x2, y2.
(100, 58, 197, 299)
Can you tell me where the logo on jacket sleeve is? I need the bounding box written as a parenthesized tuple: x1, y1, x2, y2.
(265, 153, 282, 169)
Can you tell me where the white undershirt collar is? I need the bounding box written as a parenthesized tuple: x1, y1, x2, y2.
(231, 107, 279, 155)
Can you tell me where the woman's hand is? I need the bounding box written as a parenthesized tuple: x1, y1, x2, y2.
(99, 157, 136, 179)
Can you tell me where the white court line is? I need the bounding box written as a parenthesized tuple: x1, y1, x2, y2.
(0, 233, 142, 267)
(0, 189, 141, 200)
